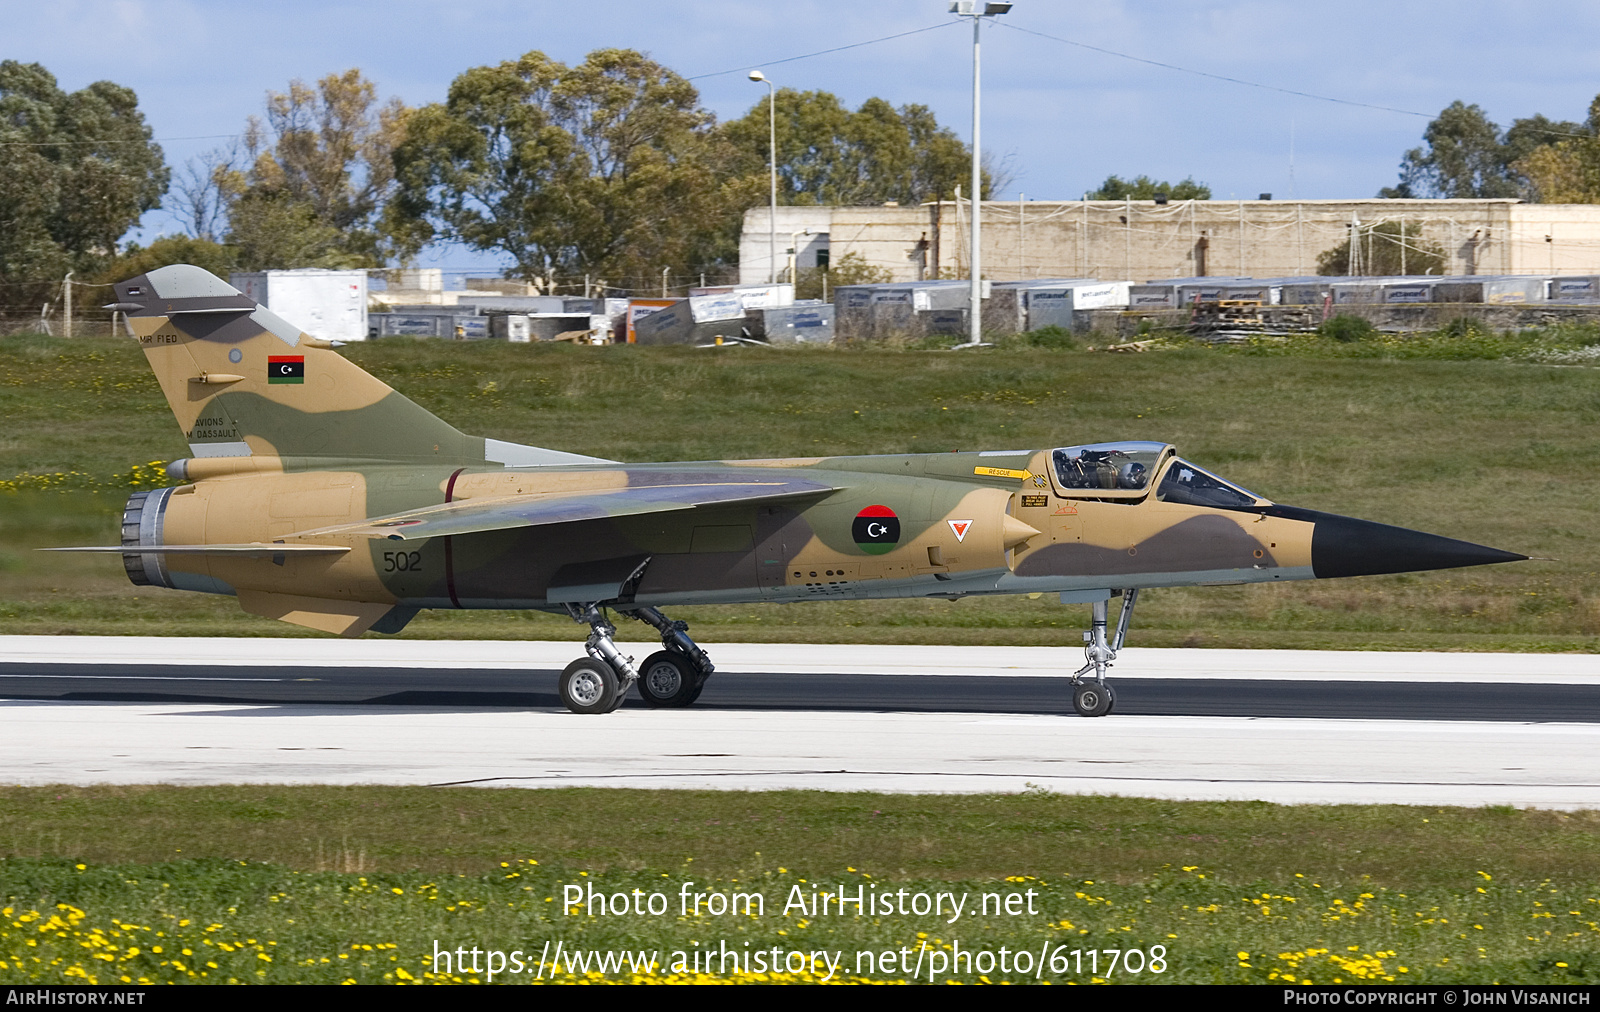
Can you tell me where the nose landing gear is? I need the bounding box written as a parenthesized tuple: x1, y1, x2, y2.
(1071, 589, 1138, 717)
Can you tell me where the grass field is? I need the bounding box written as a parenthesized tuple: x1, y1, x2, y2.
(0, 787, 1596, 984)
(1, 329, 1597, 649)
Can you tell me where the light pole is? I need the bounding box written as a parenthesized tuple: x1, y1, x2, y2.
(787, 229, 812, 284)
(748, 70, 778, 286)
(948, 1, 1011, 348)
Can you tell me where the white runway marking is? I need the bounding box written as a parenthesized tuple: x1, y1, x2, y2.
(6, 636, 1600, 684)
(2, 699, 1599, 808)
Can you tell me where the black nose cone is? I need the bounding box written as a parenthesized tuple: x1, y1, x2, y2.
(1260, 505, 1526, 578)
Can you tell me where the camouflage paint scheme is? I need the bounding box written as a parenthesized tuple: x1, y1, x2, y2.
(87, 266, 1521, 641)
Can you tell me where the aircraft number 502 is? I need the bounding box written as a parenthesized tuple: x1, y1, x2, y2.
(382, 550, 423, 572)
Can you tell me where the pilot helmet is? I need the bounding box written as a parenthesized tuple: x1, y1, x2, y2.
(1117, 461, 1148, 489)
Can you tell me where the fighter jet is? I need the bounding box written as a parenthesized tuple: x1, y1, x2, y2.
(52, 265, 1527, 716)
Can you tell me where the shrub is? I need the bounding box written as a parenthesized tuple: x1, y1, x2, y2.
(1320, 314, 1376, 343)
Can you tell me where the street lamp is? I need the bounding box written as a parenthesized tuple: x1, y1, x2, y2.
(748, 70, 778, 286)
(787, 229, 812, 284)
(948, 1, 1012, 348)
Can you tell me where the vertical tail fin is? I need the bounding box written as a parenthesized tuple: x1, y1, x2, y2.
(115, 264, 476, 465)
(113, 265, 609, 470)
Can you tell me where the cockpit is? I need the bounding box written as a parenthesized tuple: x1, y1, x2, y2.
(1050, 441, 1263, 507)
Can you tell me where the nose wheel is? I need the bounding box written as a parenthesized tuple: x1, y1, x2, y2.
(1072, 680, 1115, 718)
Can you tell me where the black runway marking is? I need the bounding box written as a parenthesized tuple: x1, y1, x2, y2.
(2, 662, 1599, 722)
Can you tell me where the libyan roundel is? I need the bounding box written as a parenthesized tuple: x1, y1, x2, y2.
(852, 504, 901, 555)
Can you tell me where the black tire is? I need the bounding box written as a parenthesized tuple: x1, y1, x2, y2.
(683, 674, 707, 705)
(1073, 681, 1114, 718)
(636, 650, 700, 708)
(560, 657, 619, 714)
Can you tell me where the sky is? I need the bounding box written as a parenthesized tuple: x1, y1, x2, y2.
(8, 0, 1600, 276)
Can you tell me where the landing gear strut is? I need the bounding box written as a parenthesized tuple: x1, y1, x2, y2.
(622, 606, 715, 709)
(560, 603, 640, 714)
(1071, 589, 1139, 717)
(556, 604, 715, 713)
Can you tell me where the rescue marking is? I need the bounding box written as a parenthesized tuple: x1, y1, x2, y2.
(973, 466, 1033, 481)
(948, 519, 973, 542)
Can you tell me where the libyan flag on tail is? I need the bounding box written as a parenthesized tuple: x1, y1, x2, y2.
(267, 356, 305, 384)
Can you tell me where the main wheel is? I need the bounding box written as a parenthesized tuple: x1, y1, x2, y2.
(1073, 681, 1114, 718)
(560, 656, 619, 714)
(636, 650, 700, 708)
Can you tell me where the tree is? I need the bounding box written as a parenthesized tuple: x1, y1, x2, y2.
(1087, 175, 1210, 200)
(167, 141, 248, 243)
(1513, 95, 1600, 203)
(793, 250, 892, 300)
(720, 90, 982, 206)
(391, 49, 746, 292)
(99, 234, 237, 283)
(223, 69, 406, 269)
(1378, 101, 1582, 200)
(0, 61, 167, 306)
(1315, 220, 1445, 276)
(227, 193, 366, 271)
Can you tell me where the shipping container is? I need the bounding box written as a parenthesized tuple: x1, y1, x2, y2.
(491, 315, 531, 342)
(1023, 282, 1131, 330)
(830, 282, 977, 340)
(686, 292, 748, 323)
(624, 299, 678, 343)
(526, 314, 604, 341)
(1175, 281, 1272, 305)
(456, 294, 597, 314)
(231, 269, 369, 342)
(1277, 281, 1334, 305)
(922, 308, 968, 336)
(634, 301, 750, 345)
(758, 304, 834, 344)
(371, 314, 444, 338)
(1548, 275, 1600, 301)
(984, 279, 1096, 332)
(688, 283, 795, 309)
(1129, 277, 1254, 309)
(1382, 281, 1436, 303)
(1433, 276, 1548, 304)
(1330, 281, 1389, 304)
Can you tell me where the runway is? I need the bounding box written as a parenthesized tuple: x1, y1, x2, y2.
(4, 637, 1600, 807)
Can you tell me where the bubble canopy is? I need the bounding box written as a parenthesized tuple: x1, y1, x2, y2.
(1050, 441, 1263, 507)
(1052, 441, 1169, 496)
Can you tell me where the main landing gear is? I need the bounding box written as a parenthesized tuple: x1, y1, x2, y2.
(1071, 589, 1139, 718)
(557, 604, 715, 714)
(624, 606, 716, 709)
